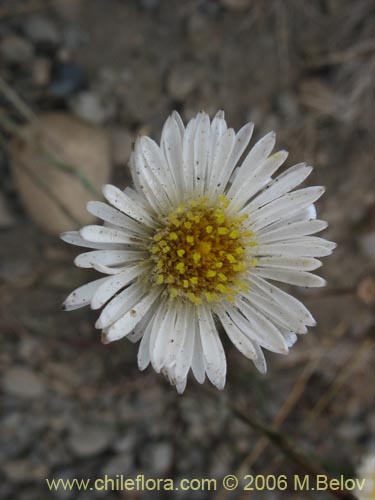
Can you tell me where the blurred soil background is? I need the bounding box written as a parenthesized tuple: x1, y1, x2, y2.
(0, 1, 374, 499)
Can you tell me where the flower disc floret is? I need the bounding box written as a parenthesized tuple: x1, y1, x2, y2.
(150, 196, 256, 304)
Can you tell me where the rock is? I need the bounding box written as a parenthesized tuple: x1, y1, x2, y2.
(69, 90, 115, 125)
(101, 453, 134, 476)
(2, 367, 45, 399)
(52, 0, 83, 21)
(357, 276, 375, 306)
(220, 0, 252, 9)
(359, 231, 375, 259)
(69, 424, 114, 457)
(0, 412, 46, 459)
(0, 35, 34, 65)
(10, 113, 111, 234)
(62, 26, 87, 52)
(50, 63, 85, 98)
(187, 10, 220, 55)
(140, 0, 160, 9)
(167, 63, 202, 101)
(141, 442, 173, 475)
(110, 127, 134, 167)
(48, 469, 76, 499)
(24, 15, 60, 46)
(0, 193, 16, 228)
(0, 258, 38, 286)
(32, 57, 51, 86)
(3, 459, 49, 483)
(113, 432, 137, 453)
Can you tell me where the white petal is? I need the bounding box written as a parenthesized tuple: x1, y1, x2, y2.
(197, 306, 226, 389)
(102, 184, 156, 226)
(257, 204, 317, 235)
(247, 273, 316, 327)
(251, 237, 336, 257)
(174, 306, 195, 382)
(165, 304, 190, 376)
(95, 281, 146, 328)
(256, 256, 322, 271)
(216, 309, 257, 360)
(129, 142, 156, 210)
(60, 231, 123, 250)
(194, 111, 211, 196)
(151, 304, 178, 372)
(229, 131, 276, 196)
(141, 136, 179, 205)
(228, 150, 288, 210)
(207, 110, 227, 179)
(103, 287, 161, 343)
(252, 343, 267, 374)
(137, 320, 153, 370)
(279, 327, 298, 348)
(161, 116, 184, 200)
(133, 139, 171, 212)
(226, 302, 288, 354)
(226, 122, 254, 177)
(247, 186, 325, 231)
(123, 186, 151, 212)
(208, 128, 236, 196)
(87, 201, 150, 235)
(246, 163, 312, 211)
(171, 110, 185, 138)
(80, 225, 144, 246)
(236, 300, 290, 353)
(129, 304, 157, 343)
(91, 264, 145, 310)
(251, 267, 327, 287)
(191, 320, 206, 384)
(91, 263, 126, 275)
(257, 219, 328, 243)
(241, 290, 307, 334)
(74, 250, 148, 269)
(182, 116, 198, 195)
(176, 378, 187, 394)
(62, 277, 108, 311)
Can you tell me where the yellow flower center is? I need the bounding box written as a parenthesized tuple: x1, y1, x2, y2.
(150, 195, 257, 305)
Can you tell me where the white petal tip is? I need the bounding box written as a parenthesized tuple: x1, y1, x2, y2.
(60, 231, 76, 243)
(95, 318, 103, 329)
(91, 301, 103, 311)
(101, 332, 112, 344)
(102, 184, 114, 197)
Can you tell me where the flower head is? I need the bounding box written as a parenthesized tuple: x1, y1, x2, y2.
(61, 110, 335, 393)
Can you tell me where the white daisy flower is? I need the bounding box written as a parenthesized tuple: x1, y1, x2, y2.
(61, 110, 335, 393)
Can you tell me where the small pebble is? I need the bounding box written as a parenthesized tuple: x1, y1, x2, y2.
(167, 63, 201, 101)
(50, 63, 85, 98)
(68, 425, 114, 457)
(0, 35, 34, 65)
(2, 367, 46, 399)
(69, 90, 115, 125)
(0, 193, 16, 228)
(357, 276, 375, 306)
(32, 57, 51, 86)
(24, 15, 60, 46)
